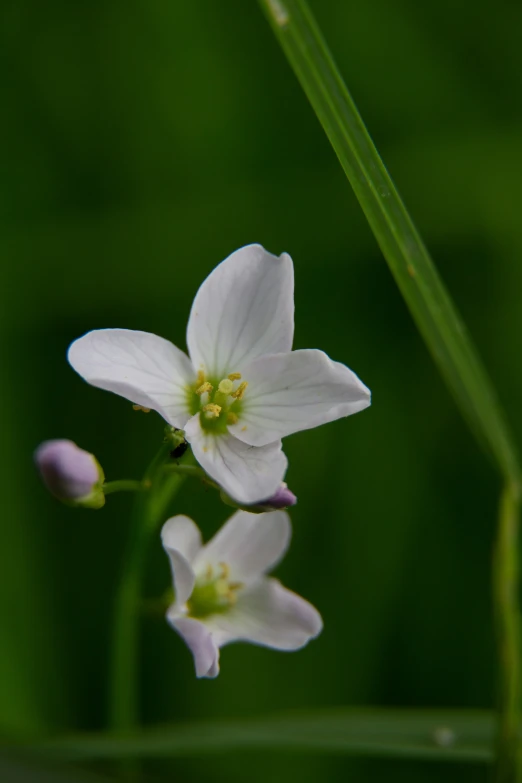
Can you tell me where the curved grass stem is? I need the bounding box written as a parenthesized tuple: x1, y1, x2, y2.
(258, 2, 522, 778)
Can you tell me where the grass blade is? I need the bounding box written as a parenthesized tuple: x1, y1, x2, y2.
(258, 0, 520, 488)
(28, 708, 496, 764)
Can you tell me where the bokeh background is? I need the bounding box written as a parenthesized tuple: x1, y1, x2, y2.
(3, 0, 522, 780)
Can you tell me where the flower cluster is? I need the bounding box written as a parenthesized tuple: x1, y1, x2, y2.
(36, 244, 370, 677)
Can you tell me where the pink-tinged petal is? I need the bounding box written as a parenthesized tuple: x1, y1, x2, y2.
(230, 349, 371, 447)
(68, 329, 195, 428)
(186, 244, 294, 378)
(206, 578, 323, 651)
(185, 415, 287, 505)
(161, 516, 202, 606)
(194, 510, 291, 584)
(168, 615, 220, 678)
(252, 485, 297, 511)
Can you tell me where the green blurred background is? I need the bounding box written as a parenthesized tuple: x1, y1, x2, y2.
(3, 0, 522, 780)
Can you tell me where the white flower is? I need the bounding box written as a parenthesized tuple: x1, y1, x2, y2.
(68, 244, 370, 503)
(161, 509, 322, 678)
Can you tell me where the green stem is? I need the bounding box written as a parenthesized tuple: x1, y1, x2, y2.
(258, 0, 520, 488)
(108, 441, 189, 732)
(493, 483, 521, 783)
(258, 1, 522, 777)
(163, 464, 213, 482)
(103, 480, 147, 495)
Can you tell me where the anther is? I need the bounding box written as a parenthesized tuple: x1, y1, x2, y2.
(196, 382, 213, 395)
(227, 412, 238, 425)
(228, 372, 241, 381)
(202, 403, 221, 418)
(219, 562, 230, 579)
(196, 370, 205, 386)
(231, 381, 248, 400)
(218, 378, 234, 394)
(132, 404, 151, 413)
(215, 579, 230, 596)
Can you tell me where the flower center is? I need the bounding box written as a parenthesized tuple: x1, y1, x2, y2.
(187, 562, 243, 618)
(187, 371, 247, 434)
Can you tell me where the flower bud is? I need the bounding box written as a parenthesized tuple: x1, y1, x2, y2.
(219, 483, 297, 513)
(34, 440, 105, 509)
(253, 484, 297, 511)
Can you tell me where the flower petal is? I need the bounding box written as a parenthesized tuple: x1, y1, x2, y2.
(229, 349, 371, 446)
(193, 510, 291, 584)
(167, 615, 220, 678)
(161, 516, 202, 606)
(186, 244, 294, 378)
(68, 329, 195, 427)
(206, 578, 323, 651)
(185, 416, 288, 504)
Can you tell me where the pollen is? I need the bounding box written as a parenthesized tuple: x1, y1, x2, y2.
(196, 369, 205, 386)
(219, 562, 230, 579)
(132, 404, 151, 413)
(227, 412, 238, 425)
(231, 381, 248, 400)
(196, 381, 213, 395)
(218, 378, 234, 394)
(202, 403, 222, 418)
(228, 372, 241, 381)
(215, 578, 230, 596)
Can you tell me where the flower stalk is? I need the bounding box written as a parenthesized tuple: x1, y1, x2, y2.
(108, 436, 190, 731)
(493, 483, 521, 783)
(103, 480, 149, 495)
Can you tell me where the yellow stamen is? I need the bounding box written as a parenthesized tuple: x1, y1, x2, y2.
(205, 564, 213, 581)
(215, 578, 230, 596)
(231, 381, 248, 400)
(219, 562, 230, 579)
(228, 372, 241, 381)
(228, 581, 244, 591)
(132, 404, 151, 413)
(218, 378, 234, 394)
(196, 370, 205, 386)
(196, 381, 213, 395)
(227, 412, 239, 425)
(202, 403, 221, 418)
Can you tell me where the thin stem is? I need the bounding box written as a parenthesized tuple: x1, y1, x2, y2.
(163, 463, 214, 482)
(108, 441, 189, 732)
(103, 480, 148, 495)
(493, 482, 521, 783)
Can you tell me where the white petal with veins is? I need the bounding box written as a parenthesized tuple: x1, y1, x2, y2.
(185, 415, 287, 504)
(161, 516, 203, 606)
(68, 329, 195, 428)
(186, 244, 294, 378)
(194, 509, 291, 584)
(207, 578, 323, 650)
(229, 349, 371, 446)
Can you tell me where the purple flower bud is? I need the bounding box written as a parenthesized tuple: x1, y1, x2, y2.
(261, 484, 297, 510)
(34, 440, 105, 509)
